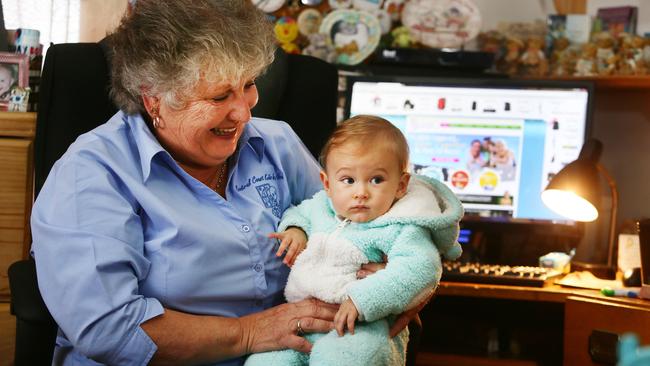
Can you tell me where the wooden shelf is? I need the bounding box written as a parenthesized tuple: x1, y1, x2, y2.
(531, 75, 650, 90)
(0, 112, 36, 138)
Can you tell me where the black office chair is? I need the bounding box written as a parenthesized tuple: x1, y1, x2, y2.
(9, 41, 420, 365)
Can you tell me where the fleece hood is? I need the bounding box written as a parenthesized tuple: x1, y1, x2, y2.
(327, 175, 464, 261)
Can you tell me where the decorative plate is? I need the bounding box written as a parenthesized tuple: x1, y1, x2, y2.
(368, 8, 391, 35)
(352, 0, 383, 11)
(297, 8, 323, 36)
(328, 0, 353, 10)
(252, 0, 286, 13)
(320, 9, 381, 65)
(401, 0, 481, 49)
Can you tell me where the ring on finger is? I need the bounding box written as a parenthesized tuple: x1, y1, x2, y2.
(296, 319, 305, 336)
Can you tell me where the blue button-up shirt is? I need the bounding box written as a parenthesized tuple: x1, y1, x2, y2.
(30, 111, 322, 366)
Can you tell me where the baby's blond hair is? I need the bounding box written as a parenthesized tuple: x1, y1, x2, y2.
(320, 115, 409, 172)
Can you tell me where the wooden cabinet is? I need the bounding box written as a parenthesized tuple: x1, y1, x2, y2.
(0, 112, 36, 302)
(564, 295, 650, 365)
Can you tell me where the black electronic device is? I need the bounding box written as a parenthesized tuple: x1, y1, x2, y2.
(372, 47, 495, 72)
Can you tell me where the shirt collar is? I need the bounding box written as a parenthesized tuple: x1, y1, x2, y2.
(126, 112, 266, 181)
(126, 112, 167, 181)
(239, 122, 265, 162)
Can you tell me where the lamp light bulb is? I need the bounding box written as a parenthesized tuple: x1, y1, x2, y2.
(541, 189, 598, 222)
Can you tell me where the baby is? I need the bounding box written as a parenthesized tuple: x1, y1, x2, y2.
(0, 64, 17, 101)
(245, 115, 463, 366)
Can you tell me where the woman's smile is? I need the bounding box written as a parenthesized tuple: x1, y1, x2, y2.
(211, 126, 238, 136)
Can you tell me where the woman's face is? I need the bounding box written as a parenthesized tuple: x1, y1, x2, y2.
(153, 77, 258, 169)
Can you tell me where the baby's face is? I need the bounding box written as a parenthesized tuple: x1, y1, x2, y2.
(0, 67, 14, 95)
(321, 142, 409, 223)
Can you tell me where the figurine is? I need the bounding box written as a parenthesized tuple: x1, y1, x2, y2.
(549, 37, 575, 76)
(390, 26, 413, 48)
(574, 43, 597, 76)
(617, 34, 647, 75)
(519, 36, 548, 77)
(594, 32, 616, 75)
(302, 33, 337, 63)
(8, 86, 30, 112)
(274, 17, 301, 54)
(497, 36, 524, 76)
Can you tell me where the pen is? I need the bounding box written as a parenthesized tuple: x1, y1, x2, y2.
(601, 287, 639, 298)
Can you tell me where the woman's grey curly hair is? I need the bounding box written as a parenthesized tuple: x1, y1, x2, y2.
(109, 0, 276, 114)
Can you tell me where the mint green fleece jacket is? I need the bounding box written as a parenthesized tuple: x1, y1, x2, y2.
(280, 175, 463, 322)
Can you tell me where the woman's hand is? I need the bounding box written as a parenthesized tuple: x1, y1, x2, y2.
(355, 257, 434, 338)
(334, 298, 359, 336)
(239, 298, 338, 354)
(389, 291, 434, 338)
(356, 255, 387, 279)
(269, 227, 307, 267)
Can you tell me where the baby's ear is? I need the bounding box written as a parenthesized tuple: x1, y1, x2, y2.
(320, 170, 331, 196)
(395, 172, 411, 199)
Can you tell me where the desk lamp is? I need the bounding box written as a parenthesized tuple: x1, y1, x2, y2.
(541, 139, 618, 278)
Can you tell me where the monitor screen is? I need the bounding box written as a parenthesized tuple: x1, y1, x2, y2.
(345, 76, 593, 224)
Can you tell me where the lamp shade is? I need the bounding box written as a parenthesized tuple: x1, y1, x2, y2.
(541, 139, 603, 222)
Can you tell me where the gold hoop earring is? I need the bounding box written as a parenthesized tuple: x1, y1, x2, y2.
(151, 107, 163, 129)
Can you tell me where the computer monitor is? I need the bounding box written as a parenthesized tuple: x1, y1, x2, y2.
(345, 76, 594, 225)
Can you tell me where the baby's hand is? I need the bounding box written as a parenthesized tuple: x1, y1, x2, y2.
(269, 227, 307, 267)
(334, 298, 359, 336)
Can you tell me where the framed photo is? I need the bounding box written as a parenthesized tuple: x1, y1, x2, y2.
(0, 52, 29, 110)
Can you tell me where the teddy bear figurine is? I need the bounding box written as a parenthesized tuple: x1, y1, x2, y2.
(574, 42, 598, 76)
(302, 33, 337, 63)
(497, 36, 524, 76)
(550, 37, 575, 76)
(519, 36, 548, 77)
(594, 32, 616, 75)
(617, 34, 647, 75)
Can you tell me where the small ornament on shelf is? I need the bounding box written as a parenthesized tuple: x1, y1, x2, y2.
(496, 36, 523, 76)
(594, 32, 616, 76)
(549, 37, 576, 76)
(519, 36, 548, 77)
(574, 43, 597, 76)
(7, 86, 30, 112)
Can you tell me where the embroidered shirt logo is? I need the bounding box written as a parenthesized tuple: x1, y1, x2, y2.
(255, 183, 281, 218)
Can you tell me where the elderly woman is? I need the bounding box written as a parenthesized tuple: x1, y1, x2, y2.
(30, 1, 341, 365)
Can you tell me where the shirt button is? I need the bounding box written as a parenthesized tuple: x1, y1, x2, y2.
(254, 263, 263, 272)
(242, 225, 251, 233)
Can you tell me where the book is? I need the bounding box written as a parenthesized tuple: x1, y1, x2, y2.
(595, 6, 638, 37)
(546, 14, 591, 54)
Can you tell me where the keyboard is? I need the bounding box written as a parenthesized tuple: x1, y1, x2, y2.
(442, 261, 564, 287)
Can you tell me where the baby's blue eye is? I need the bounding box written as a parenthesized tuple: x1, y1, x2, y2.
(342, 177, 354, 184)
(370, 177, 384, 184)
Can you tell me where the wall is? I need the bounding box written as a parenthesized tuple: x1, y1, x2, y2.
(79, 0, 126, 42)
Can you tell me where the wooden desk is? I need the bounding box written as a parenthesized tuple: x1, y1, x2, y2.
(418, 281, 650, 366)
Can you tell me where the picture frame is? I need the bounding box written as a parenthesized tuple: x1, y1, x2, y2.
(0, 52, 30, 111)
